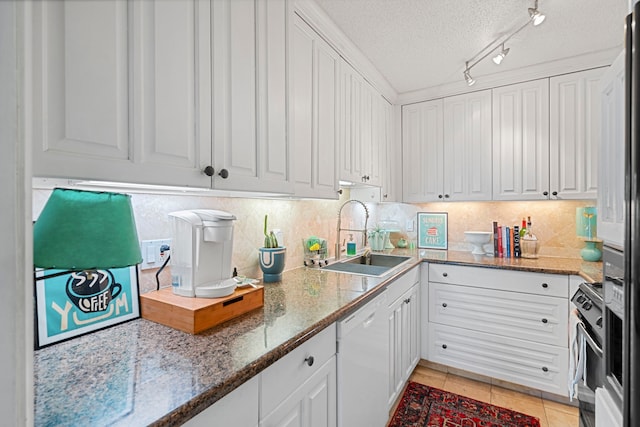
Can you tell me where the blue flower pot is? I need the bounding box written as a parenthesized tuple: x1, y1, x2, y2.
(259, 247, 286, 283)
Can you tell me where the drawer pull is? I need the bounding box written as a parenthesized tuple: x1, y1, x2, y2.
(304, 356, 314, 367)
(541, 283, 548, 288)
(442, 272, 448, 277)
(442, 303, 448, 308)
(542, 366, 548, 372)
(541, 318, 548, 324)
(442, 344, 447, 349)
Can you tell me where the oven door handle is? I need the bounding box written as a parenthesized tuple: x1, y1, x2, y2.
(577, 322, 603, 358)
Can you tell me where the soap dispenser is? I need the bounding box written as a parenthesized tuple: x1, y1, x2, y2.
(346, 234, 356, 256)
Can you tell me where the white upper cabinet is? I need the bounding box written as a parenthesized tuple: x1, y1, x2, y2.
(492, 79, 550, 200)
(598, 52, 625, 248)
(402, 99, 444, 202)
(31, 0, 292, 193)
(339, 61, 385, 187)
(381, 101, 397, 202)
(31, 0, 212, 188)
(442, 90, 493, 201)
(549, 68, 604, 199)
(212, 0, 292, 193)
(402, 91, 492, 203)
(291, 13, 339, 199)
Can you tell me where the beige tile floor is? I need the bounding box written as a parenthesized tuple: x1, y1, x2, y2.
(389, 365, 579, 427)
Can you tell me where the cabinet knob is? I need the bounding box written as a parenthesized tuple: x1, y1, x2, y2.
(541, 318, 548, 324)
(304, 356, 314, 367)
(383, 194, 388, 199)
(404, 297, 412, 304)
(438, 194, 444, 199)
(444, 194, 450, 199)
(543, 191, 549, 196)
(203, 166, 215, 176)
(442, 344, 447, 349)
(442, 303, 448, 308)
(442, 272, 448, 277)
(541, 283, 548, 288)
(337, 189, 343, 195)
(552, 191, 558, 196)
(218, 169, 229, 179)
(542, 366, 549, 372)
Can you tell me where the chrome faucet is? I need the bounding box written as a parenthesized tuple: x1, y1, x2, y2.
(335, 199, 369, 261)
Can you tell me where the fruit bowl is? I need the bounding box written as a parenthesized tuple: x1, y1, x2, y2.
(464, 231, 492, 255)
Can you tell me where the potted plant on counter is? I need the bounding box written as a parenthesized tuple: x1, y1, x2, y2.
(258, 215, 286, 283)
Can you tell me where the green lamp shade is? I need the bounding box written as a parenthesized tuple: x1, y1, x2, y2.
(34, 188, 142, 270)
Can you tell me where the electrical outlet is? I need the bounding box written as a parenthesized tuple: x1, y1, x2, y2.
(140, 239, 171, 270)
(406, 219, 414, 232)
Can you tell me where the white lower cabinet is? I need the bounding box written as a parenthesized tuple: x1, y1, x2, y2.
(261, 325, 337, 427)
(260, 357, 337, 427)
(428, 323, 569, 396)
(426, 264, 570, 397)
(429, 282, 568, 347)
(183, 375, 260, 427)
(387, 267, 421, 409)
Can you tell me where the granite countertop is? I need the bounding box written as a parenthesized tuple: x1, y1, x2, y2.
(34, 250, 602, 426)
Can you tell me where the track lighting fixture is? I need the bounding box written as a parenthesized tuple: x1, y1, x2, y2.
(462, 0, 546, 85)
(492, 44, 510, 65)
(528, 0, 546, 26)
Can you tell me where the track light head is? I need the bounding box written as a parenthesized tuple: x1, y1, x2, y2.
(464, 69, 476, 86)
(528, 0, 546, 26)
(492, 45, 510, 65)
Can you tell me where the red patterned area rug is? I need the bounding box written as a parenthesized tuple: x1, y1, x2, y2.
(388, 382, 541, 427)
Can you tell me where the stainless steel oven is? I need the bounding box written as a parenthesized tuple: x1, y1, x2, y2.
(603, 245, 625, 410)
(572, 281, 604, 427)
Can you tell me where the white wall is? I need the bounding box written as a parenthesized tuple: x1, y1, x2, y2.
(0, 1, 32, 425)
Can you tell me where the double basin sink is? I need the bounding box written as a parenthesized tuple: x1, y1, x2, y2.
(322, 253, 412, 277)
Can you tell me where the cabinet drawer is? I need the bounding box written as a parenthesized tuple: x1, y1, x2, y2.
(261, 324, 336, 415)
(386, 265, 420, 304)
(429, 283, 568, 347)
(428, 323, 569, 396)
(428, 263, 568, 298)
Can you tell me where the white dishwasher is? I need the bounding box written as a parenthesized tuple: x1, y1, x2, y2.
(337, 290, 389, 427)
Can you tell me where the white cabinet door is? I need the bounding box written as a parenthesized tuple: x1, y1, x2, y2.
(598, 52, 625, 248)
(388, 294, 404, 408)
(550, 68, 605, 199)
(212, 0, 291, 193)
(31, 0, 212, 187)
(402, 99, 444, 202)
(443, 90, 493, 201)
(291, 14, 339, 199)
(492, 79, 550, 200)
(31, 1, 131, 179)
(381, 101, 398, 202)
(133, 0, 213, 188)
(387, 283, 420, 409)
(184, 375, 259, 427)
(260, 357, 337, 427)
(339, 61, 384, 187)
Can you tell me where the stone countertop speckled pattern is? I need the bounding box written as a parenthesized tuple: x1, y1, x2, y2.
(33, 251, 601, 426)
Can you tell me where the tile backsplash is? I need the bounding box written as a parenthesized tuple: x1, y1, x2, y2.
(33, 188, 595, 294)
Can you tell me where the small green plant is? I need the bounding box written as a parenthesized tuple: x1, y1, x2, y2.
(263, 215, 279, 248)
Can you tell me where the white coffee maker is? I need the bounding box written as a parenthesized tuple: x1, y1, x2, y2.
(168, 209, 236, 298)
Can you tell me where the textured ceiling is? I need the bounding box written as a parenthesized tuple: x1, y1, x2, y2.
(314, 0, 628, 94)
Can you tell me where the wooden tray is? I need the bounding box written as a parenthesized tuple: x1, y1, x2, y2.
(140, 285, 264, 334)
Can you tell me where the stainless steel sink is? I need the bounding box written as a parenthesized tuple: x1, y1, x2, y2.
(322, 254, 412, 277)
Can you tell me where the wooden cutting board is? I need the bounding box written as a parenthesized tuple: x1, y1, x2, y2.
(140, 285, 264, 334)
